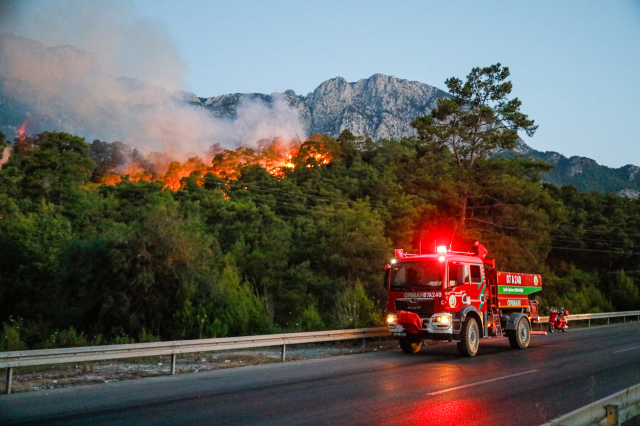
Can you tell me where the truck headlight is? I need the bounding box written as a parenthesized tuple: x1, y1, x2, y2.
(386, 314, 397, 324)
(433, 315, 451, 324)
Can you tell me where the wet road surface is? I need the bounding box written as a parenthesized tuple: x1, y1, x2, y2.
(1, 322, 640, 425)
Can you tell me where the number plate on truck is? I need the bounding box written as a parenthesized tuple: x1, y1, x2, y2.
(404, 293, 427, 298)
(392, 332, 407, 336)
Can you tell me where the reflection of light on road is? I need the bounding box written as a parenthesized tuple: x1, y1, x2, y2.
(370, 359, 527, 426)
(422, 363, 466, 393)
(401, 399, 485, 426)
(381, 377, 402, 394)
(428, 370, 538, 395)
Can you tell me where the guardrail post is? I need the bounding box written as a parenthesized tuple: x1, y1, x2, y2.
(170, 354, 176, 375)
(605, 404, 619, 426)
(362, 338, 366, 353)
(5, 367, 12, 394)
(281, 344, 286, 362)
(589, 318, 591, 327)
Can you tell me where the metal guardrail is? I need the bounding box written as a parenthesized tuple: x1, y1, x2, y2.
(1, 327, 390, 394)
(541, 383, 640, 426)
(2, 310, 639, 395)
(536, 310, 640, 325)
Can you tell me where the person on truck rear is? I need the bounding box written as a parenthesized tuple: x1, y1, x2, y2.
(473, 240, 488, 260)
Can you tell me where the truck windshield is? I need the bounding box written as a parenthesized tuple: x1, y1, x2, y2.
(390, 260, 443, 291)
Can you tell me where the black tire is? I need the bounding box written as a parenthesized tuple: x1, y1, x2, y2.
(399, 336, 423, 354)
(509, 316, 531, 349)
(548, 323, 554, 333)
(457, 317, 480, 357)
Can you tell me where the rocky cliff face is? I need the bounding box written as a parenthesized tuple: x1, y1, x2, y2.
(201, 74, 448, 140)
(302, 74, 447, 139)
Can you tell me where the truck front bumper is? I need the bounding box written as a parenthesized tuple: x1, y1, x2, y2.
(388, 313, 454, 336)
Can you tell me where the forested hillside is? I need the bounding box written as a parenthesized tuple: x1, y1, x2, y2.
(498, 146, 640, 196)
(1, 65, 639, 351)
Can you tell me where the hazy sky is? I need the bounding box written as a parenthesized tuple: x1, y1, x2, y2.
(125, 0, 640, 168)
(2, 0, 639, 167)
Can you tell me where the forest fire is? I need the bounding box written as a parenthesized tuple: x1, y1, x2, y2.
(18, 121, 28, 140)
(99, 135, 333, 190)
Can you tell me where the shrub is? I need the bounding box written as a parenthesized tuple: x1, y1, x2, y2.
(333, 281, 378, 329)
(297, 304, 325, 331)
(0, 320, 27, 351)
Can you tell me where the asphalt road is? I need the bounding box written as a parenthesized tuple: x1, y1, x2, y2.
(2, 322, 640, 426)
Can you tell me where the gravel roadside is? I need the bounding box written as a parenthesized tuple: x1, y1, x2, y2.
(3, 338, 414, 394)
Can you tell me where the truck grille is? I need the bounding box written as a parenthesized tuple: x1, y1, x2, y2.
(395, 299, 435, 316)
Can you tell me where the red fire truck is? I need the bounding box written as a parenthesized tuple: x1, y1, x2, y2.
(384, 246, 542, 356)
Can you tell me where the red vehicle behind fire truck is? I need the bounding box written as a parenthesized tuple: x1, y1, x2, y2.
(384, 246, 542, 356)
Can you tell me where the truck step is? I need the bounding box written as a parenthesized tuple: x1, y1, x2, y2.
(491, 310, 502, 337)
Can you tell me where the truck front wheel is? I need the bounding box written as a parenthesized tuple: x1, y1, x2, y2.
(508, 317, 531, 349)
(399, 336, 422, 354)
(457, 317, 480, 357)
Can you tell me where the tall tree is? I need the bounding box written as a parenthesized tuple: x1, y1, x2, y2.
(411, 63, 538, 224)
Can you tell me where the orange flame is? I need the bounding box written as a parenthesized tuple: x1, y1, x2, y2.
(123, 162, 153, 183)
(18, 121, 27, 140)
(99, 137, 333, 190)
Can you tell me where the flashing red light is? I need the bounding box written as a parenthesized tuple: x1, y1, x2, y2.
(436, 245, 447, 254)
(438, 255, 445, 262)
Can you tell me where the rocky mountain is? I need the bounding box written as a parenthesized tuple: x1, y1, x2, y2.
(196, 75, 640, 197)
(199, 74, 448, 140)
(2, 52, 638, 196)
(499, 143, 640, 197)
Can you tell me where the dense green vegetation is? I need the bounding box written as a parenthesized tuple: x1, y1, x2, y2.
(1, 65, 639, 350)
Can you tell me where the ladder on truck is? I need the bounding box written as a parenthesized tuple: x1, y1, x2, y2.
(488, 279, 502, 336)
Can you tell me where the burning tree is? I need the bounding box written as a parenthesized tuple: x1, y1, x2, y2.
(96, 136, 334, 190)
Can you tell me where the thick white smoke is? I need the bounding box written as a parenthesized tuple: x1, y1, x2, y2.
(0, 0, 305, 159)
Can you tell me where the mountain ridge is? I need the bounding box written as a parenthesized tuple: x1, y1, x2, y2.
(191, 74, 640, 196)
(0, 41, 636, 197)
(198, 73, 449, 141)
(500, 142, 640, 196)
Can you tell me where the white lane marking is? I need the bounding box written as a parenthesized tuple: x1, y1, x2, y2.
(614, 346, 640, 354)
(427, 369, 539, 396)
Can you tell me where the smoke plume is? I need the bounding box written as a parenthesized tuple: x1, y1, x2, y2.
(0, 0, 305, 159)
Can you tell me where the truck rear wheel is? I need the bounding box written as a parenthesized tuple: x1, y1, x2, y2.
(508, 317, 530, 349)
(457, 317, 480, 357)
(399, 336, 422, 354)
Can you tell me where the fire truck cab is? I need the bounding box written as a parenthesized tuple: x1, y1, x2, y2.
(384, 247, 541, 356)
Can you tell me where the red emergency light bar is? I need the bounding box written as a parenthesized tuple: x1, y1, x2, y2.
(394, 248, 478, 259)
